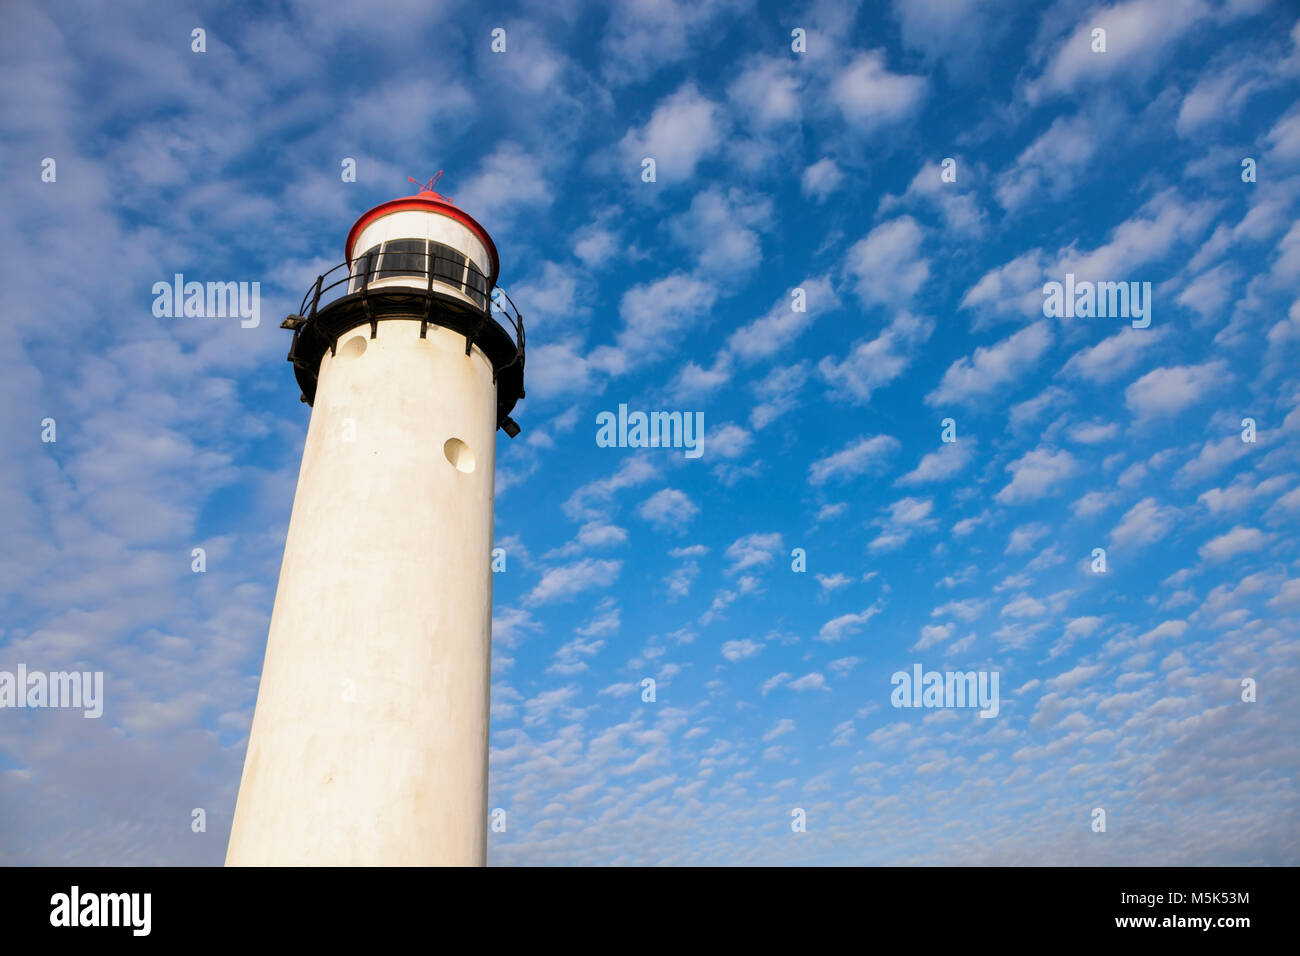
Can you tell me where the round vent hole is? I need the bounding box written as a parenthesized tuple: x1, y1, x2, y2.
(443, 438, 475, 474)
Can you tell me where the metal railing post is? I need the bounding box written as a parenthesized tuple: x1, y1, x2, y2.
(421, 250, 435, 339)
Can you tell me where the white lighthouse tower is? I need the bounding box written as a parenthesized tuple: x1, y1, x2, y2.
(226, 175, 525, 866)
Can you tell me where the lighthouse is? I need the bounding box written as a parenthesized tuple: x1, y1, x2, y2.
(225, 175, 525, 866)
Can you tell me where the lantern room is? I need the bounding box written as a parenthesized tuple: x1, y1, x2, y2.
(281, 174, 525, 435)
(344, 179, 500, 311)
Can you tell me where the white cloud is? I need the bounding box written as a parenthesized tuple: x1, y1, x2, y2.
(1072, 490, 1117, 518)
(809, 435, 900, 485)
(729, 277, 837, 363)
(729, 55, 802, 128)
(493, 607, 541, 648)
(831, 50, 929, 131)
(520, 341, 597, 400)
(1198, 526, 1270, 562)
(1026, 0, 1214, 101)
(1006, 522, 1050, 555)
(527, 559, 622, 604)
(763, 718, 796, 741)
(574, 224, 619, 268)
(884, 159, 987, 237)
(1137, 619, 1189, 647)
(546, 521, 628, 558)
(598, 273, 720, 372)
(511, 261, 583, 328)
(870, 497, 938, 551)
(802, 158, 844, 202)
(789, 672, 829, 692)
(1063, 327, 1165, 383)
(1067, 617, 1104, 639)
(707, 423, 753, 459)
(829, 657, 863, 678)
(601, 0, 745, 84)
(913, 622, 953, 651)
(670, 186, 772, 272)
(816, 502, 848, 523)
(548, 636, 606, 676)
(671, 277, 835, 401)
(1125, 362, 1228, 420)
(523, 685, 581, 727)
(995, 111, 1107, 211)
(667, 355, 733, 401)
(721, 639, 763, 662)
(819, 602, 884, 642)
(961, 250, 1049, 325)
(1002, 594, 1047, 618)
(927, 323, 1053, 407)
(819, 311, 933, 402)
(453, 143, 553, 222)
(1177, 59, 1269, 136)
(1060, 190, 1216, 280)
(897, 439, 975, 485)
(932, 598, 987, 622)
(817, 572, 852, 593)
(751, 362, 810, 429)
(1269, 578, 1300, 611)
(1176, 435, 1254, 484)
(1070, 420, 1120, 444)
(637, 488, 700, 533)
(725, 532, 784, 574)
(1048, 663, 1105, 692)
(618, 83, 723, 183)
(1265, 105, 1300, 165)
(564, 457, 659, 522)
(844, 217, 930, 307)
(761, 672, 792, 695)
(996, 448, 1079, 504)
(1110, 497, 1180, 550)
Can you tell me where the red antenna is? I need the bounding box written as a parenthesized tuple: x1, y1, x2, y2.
(408, 170, 444, 195)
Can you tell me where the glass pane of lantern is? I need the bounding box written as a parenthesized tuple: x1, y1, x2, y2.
(377, 239, 428, 280)
(349, 246, 379, 293)
(431, 242, 467, 289)
(466, 260, 488, 308)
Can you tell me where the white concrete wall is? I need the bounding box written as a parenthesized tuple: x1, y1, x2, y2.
(227, 319, 497, 866)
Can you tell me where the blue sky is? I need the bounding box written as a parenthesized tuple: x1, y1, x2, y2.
(1, 0, 1299, 865)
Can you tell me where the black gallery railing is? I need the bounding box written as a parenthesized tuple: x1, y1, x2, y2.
(280, 250, 527, 433)
(285, 250, 525, 372)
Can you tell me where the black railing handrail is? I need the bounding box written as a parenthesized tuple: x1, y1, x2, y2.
(282, 249, 526, 433)
(294, 251, 525, 361)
